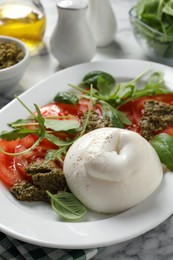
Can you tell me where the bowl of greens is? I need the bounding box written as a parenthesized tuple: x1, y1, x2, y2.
(129, 0, 173, 65)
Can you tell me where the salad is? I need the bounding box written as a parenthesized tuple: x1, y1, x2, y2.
(0, 69, 173, 220)
(130, 0, 173, 61)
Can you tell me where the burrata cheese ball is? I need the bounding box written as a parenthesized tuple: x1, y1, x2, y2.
(63, 128, 163, 213)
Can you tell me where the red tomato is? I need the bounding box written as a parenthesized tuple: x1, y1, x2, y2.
(40, 98, 102, 119)
(119, 93, 173, 135)
(1, 98, 101, 188)
(0, 139, 25, 187)
(14, 134, 59, 180)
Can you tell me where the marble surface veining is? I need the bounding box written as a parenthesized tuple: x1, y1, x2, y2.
(0, 1, 173, 260)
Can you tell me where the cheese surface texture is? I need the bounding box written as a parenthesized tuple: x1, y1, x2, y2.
(64, 128, 163, 213)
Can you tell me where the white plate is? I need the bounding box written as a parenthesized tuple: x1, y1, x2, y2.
(1, 59, 173, 249)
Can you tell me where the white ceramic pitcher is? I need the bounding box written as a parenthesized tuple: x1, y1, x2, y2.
(50, 0, 96, 68)
(88, 0, 117, 47)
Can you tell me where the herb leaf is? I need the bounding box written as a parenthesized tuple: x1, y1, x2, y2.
(54, 91, 79, 104)
(0, 128, 37, 141)
(134, 84, 169, 99)
(151, 133, 173, 171)
(8, 118, 33, 129)
(100, 101, 131, 128)
(82, 70, 115, 89)
(45, 146, 68, 162)
(96, 76, 117, 97)
(44, 119, 81, 132)
(135, 0, 173, 57)
(147, 71, 164, 86)
(47, 191, 87, 220)
(116, 110, 132, 126)
(45, 133, 72, 147)
(109, 83, 136, 105)
(34, 104, 45, 137)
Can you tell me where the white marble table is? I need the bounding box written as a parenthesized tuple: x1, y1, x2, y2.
(1, 0, 173, 259)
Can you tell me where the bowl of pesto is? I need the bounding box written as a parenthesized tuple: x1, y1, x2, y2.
(0, 35, 29, 92)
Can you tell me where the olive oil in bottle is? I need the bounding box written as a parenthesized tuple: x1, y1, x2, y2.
(0, 1, 46, 54)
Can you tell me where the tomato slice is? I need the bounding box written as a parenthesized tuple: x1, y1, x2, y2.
(119, 93, 173, 135)
(40, 99, 90, 119)
(14, 134, 59, 179)
(0, 134, 60, 187)
(0, 98, 103, 188)
(0, 139, 25, 187)
(40, 98, 102, 118)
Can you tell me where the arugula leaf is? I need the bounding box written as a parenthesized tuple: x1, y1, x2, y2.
(0, 104, 45, 142)
(8, 118, 33, 129)
(100, 101, 131, 128)
(134, 84, 169, 99)
(44, 104, 92, 161)
(0, 128, 37, 141)
(45, 86, 93, 161)
(44, 119, 81, 132)
(53, 91, 79, 104)
(109, 83, 136, 105)
(147, 71, 164, 86)
(116, 110, 132, 126)
(45, 146, 68, 162)
(151, 133, 173, 171)
(45, 133, 72, 147)
(106, 66, 151, 106)
(34, 104, 45, 137)
(47, 191, 87, 220)
(0, 96, 82, 156)
(133, 71, 169, 98)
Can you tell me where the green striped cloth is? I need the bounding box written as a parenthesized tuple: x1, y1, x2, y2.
(0, 232, 100, 260)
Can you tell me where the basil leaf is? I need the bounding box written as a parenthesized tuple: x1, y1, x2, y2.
(82, 70, 115, 89)
(47, 191, 87, 220)
(96, 76, 117, 97)
(44, 119, 80, 132)
(151, 133, 173, 171)
(54, 91, 79, 104)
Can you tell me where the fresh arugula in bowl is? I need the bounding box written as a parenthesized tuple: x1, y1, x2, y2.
(130, 0, 173, 62)
(136, 0, 173, 36)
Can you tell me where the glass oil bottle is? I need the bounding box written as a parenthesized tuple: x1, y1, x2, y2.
(0, 0, 46, 55)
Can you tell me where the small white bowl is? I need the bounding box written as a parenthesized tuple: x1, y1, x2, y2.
(0, 36, 29, 92)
